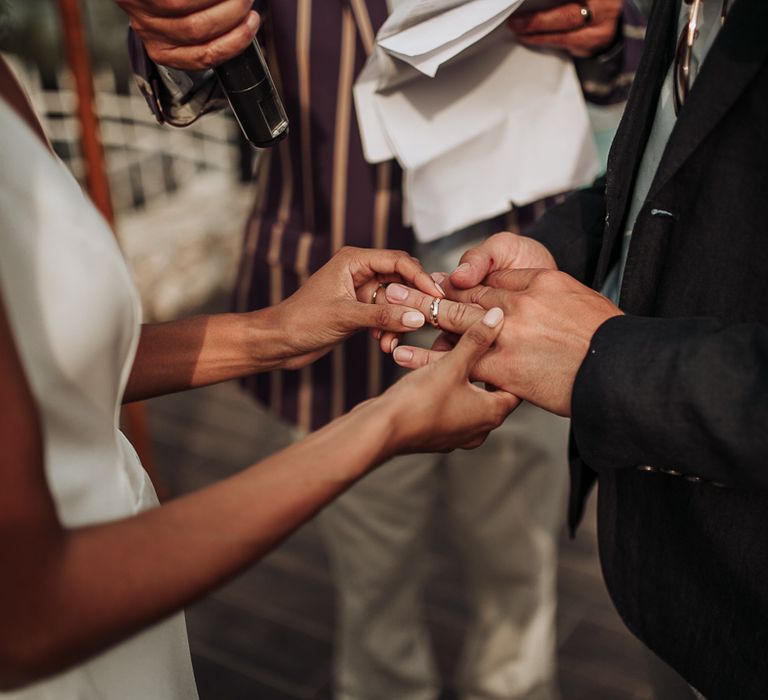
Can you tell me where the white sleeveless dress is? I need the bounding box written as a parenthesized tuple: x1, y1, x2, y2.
(0, 99, 198, 698)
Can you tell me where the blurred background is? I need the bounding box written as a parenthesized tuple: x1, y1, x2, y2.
(0, 0, 253, 322)
(1, 3, 655, 698)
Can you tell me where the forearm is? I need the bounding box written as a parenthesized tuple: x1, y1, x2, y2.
(0, 398, 393, 688)
(124, 308, 288, 402)
(125, 244, 444, 402)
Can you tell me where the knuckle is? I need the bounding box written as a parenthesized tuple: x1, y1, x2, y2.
(448, 302, 468, 326)
(534, 268, 558, 287)
(128, 14, 149, 33)
(551, 269, 570, 286)
(466, 327, 489, 347)
(196, 43, 219, 70)
(180, 13, 208, 43)
(598, 25, 614, 43)
(395, 252, 419, 273)
(490, 231, 514, 247)
(469, 287, 489, 305)
(144, 42, 164, 64)
(374, 306, 392, 327)
(413, 291, 431, 314)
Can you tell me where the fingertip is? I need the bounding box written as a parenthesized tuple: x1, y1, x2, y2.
(379, 332, 399, 354)
(450, 262, 476, 289)
(246, 10, 261, 34)
(482, 307, 504, 328)
(495, 391, 521, 416)
(386, 283, 409, 302)
(453, 262, 472, 277)
(402, 311, 425, 329)
(431, 271, 447, 285)
(429, 272, 448, 297)
(393, 346, 414, 365)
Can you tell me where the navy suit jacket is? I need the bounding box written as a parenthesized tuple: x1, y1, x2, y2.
(529, 1, 768, 696)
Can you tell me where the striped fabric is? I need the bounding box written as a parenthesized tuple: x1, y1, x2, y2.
(232, 0, 409, 430)
(130, 1, 645, 431)
(231, 0, 644, 431)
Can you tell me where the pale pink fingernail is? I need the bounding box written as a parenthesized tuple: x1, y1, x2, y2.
(393, 347, 414, 363)
(454, 263, 471, 276)
(483, 307, 504, 327)
(434, 281, 446, 297)
(431, 272, 447, 284)
(387, 283, 409, 301)
(373, 329, 382, 340)
(390, 338, 399, 352)
(247, 11, 260, 31)
(402, 311, 425, 328)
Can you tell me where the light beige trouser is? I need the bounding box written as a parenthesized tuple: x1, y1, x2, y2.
(320, 226, 571, 700)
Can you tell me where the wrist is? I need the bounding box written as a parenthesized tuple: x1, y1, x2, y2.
(242, 306, 299, 372)
(574, 18, 626, 103)
(305, 397, 398, 486)
(349, 396, 400, 466)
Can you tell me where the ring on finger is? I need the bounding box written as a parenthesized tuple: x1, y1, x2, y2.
(429, 297, 441, 327)
(371, 283, 388, 304)
(578, 2, 593, 25)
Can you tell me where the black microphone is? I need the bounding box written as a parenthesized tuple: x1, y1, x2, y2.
(214, 40, 288, 149)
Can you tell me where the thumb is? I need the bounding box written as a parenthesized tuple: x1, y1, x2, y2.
(447, 307, 504, 375)
(450, 247, 493, 289)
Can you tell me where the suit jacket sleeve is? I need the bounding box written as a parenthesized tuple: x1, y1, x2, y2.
(125, 0, 268, 127)
(128, 27, 226, 127)
(572, 314, 768, 493)
(524, 177, 607, 285)
(574, 0, 646, 105)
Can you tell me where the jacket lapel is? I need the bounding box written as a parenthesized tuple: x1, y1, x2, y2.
(570, 0, 678, 533)
(647, 0, 768, 201)
(593, 0, 678, 288)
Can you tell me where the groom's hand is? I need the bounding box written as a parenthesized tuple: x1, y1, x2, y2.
(449, 231, 557, 290)
(386, 270, 622, 417)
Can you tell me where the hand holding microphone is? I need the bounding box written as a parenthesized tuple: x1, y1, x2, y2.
(119, 0, 288, 148)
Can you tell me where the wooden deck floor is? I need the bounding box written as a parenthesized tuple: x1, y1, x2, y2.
(146, 377, 654, 700)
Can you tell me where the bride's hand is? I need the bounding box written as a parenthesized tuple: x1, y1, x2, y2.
(261, 247, 443, 370)
(372, 308, 520, 455)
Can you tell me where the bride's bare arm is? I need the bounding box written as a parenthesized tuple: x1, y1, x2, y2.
(0, 284, 516, 690)
(123, 247, 441, 403)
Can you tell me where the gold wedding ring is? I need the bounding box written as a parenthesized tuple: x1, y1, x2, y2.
(429, 296, 441, 327)
(370, 283, 387, 304)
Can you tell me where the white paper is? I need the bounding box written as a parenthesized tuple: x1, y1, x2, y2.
(378, 0, 523, 77)
(352, 53, 397, 163)
(353, 0, 600, 241)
